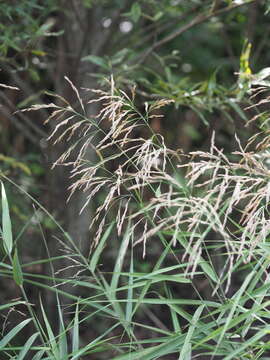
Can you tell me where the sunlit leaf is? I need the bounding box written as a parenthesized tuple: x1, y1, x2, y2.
(1, 181, 13, 255)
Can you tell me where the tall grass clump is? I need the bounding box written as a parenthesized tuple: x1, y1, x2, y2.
(1, 78, 270, 359)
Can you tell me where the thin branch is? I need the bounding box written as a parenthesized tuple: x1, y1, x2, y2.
(0, 91, 47, 139)
(92, 8, 124, 57)
(0, 105, 41, 146)
(119, 4, 200, 52)
(70, 0, 87, 32)
(210, 0, 222, 13)
(136, 0, 259, 65)
(1, 64, 50, 120)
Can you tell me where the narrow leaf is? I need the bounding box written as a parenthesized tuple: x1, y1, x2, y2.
(58, 308, 68, 359)
(1, 182, 13, 254)
(17, 332, 39, 360)
(89, 222, 114, 272)
(179, 305, 204, 360)
(0, 319, 31, 348)
(12, 249, 23, 286)
(32, 350, 46, 360)
(81, 55, 109, 69)
(40, 299, 59, 359)
(72, 302, 80, 354)
(130, 3, 141, 22)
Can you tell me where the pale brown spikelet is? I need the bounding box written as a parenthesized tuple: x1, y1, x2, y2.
(29, 75, 270, 292)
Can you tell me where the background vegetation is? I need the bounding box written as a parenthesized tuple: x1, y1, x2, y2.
(1, 0, 270, 359)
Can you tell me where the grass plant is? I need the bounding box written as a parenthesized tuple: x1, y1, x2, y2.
(1, 79, 270, 359)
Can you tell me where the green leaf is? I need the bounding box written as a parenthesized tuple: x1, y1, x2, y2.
(113, 334, 184, 360)
(58, 308, 68, 359)
(32, 350, 46, 360)
(12, 249, 23, 286)
(125, 248, 134, 324)
(130, 3, 141, 23)
(1, 181, 13, 255)
(179, 305, 204, 360)
(72, 302, 80, 354)
(224, 326, 270, 360)
(40, 299, 59, 359)
(240, 40, 252, 75)
(31, 49, 46, 56)
(89, 222, 114, 272)
(153, 11, 163, 21)
(17, 333, 39, 360)
(0, 319, 31, 348)
(0, 154, 31, 175)
(227, 99, 247, 121)
(111, 48, 130, 65)
(81, 55, 109, 69)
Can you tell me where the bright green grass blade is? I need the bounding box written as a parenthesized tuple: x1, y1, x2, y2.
(178, 343, 191, 360)
(179, 305, 204, 360)
(121, 264, 191, 279)
(1, 181, 13, 254)
(32, 349, 46, 360)
(71, 323, 119, 360)
(39, 298, 59, 359)
(224, 326, 270, 360)
(194, 300, 270, 351)
(133, 237, 176, 316)
(0, 300, 26, 311)
(142, 274, 190, 284)
(112, 334, 185, 360)
(111, 225, 131, 294)
(103, 298, 219, 307)
(108, 224, 131, 322)
(0, 319, 31, 348)
(214, 270, 254, 354)
(58, 307, 68, 359)
(24, 277, 115, 317)
(72, 302, 79, 354)
(166, 288, 181, 333)
(241, 256, 270, 337)
(89, 222, 114, 272)
(131, 321, 171, 336)
(17, 332, 39, 360)
(12, 249, 23, 286)
(125, 246, 134, 325)
(227, 98, 248, 121)
(170, 307, 181, 334)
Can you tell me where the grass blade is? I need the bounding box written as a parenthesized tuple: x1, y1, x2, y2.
(12, 249, 23, 286)
(39, 298, 59, 359)
(58, 308, 68, 359)
(32, 349, 46, 360)
(125, 245, 134, 325)
(89, 222, 114, 272)
(17, 332, 39, 360)
(0, 319, 31, 348)
(1, 181, 13, 254)
(72, 302, 80, 354)
(179, 305, 204, 360)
